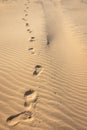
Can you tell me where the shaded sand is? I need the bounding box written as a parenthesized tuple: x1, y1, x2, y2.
(0, 0, 87, 130)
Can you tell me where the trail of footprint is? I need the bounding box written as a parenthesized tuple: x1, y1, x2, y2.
(6, 1, 40, 126)
(24, 89, 38, 109)
(33, 65, 43, 76)
(6, 111, 32, 126)
(22, 18, 27, 21)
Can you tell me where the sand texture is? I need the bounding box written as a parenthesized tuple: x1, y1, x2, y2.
(0, 0, 87, 130)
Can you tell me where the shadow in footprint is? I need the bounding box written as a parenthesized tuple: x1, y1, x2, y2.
(47, 35, 50, 45)
(28, 48, 33, 50)
(33, 65, 42, 76)
(6, 111, 32, 126)
(24, 89, 34, 97)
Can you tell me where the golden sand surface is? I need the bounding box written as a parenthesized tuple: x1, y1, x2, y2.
(0, 0, 87, 130)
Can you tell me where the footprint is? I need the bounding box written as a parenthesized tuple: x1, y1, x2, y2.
(33, 65, 43, 76)
(6, 89, 38, 126)
(26, 7, 29, 9)
(25, 14, 28, 16)
(27, 29, 30, 32)
(24, 4, 27, 6)
(31, 37, 35, 39)
(22, 18, 27, 21)
(28, 47, 33, 50)
(24, 89, 38, 108)
(6, 111, 32, 126)
(28, 48, 35, 54)
(27, 29, 32, 33)
(27, 0, 30, 3)
(30, 39, 35, 42)
(26, 23, 29, 26)
(29, 37, 35, 42)
(28, 31, 32, 33)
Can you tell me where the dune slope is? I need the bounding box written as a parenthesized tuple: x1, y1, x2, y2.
(0, 0, 87, 130)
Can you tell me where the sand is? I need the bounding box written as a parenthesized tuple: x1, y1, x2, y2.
(0, 0, 87, 130)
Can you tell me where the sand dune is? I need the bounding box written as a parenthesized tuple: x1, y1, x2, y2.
(0, 0, 87, 130)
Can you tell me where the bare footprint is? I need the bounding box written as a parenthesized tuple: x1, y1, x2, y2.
(24, 9, 27, 12)
(33, 65, 43, 76)
(24, 4, 27, 6)
(29, 31, 32, 33)
(24, 89, 38, 108)
(27, 29, 32, 33)
(28, 48, 35, 54)
(27, 29, 30, 32)
(6, 111, 32, 126)
(22, 18, 27, 21)
(31, 37, 35, 39)
(26, 7, 29, 9)
(30, 39, 35, 42)
(25, 14, 28, 16)
(29, 37, 35, 42)
(26, 23, 29, 26)
(27, 0, 30, 3)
